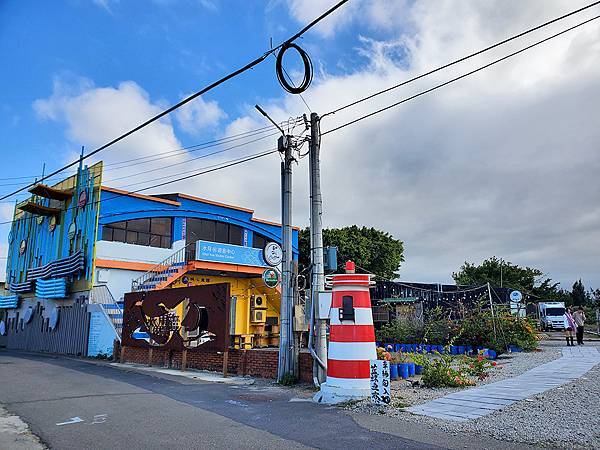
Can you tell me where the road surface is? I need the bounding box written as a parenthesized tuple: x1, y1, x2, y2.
(0, 350, 536, 450)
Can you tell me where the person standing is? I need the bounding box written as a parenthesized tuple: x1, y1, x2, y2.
(573, 306, 587, 345)
(563, 308, 576, 346)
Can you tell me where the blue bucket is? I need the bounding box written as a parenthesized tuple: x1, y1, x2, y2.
(437, 345, 445, 353)
(450, 345, 458, 355)
(488, 350, 497, 360)
(394, 344, 401, 352)
(400, 344, 406, 352)
(466, 345, 473, 355)
(399, 363, 410, 379)
(408, 362, 415, 377)
(415, 364, 423, 375)
(390, 363, 399, 380)
(457, 345, 466, 354)
(425, 344, 432, 353)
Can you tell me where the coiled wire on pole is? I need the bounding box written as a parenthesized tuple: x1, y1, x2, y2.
(276, 42, 313, 94)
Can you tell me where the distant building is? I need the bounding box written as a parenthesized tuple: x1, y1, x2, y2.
(0, 162, 298, 354)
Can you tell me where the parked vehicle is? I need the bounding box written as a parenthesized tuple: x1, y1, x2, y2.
(538, 302, 566, 331)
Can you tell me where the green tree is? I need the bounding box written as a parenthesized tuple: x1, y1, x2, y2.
(298, 225, 404, 280)
(452, 257, 543, 292)
(571, 279, 589, 306)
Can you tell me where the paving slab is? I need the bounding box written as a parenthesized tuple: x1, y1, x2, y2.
(406, 346, 600, 421)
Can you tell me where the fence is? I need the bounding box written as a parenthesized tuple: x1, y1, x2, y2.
(5, 295, 90, 356)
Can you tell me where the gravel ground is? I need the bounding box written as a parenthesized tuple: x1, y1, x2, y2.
(352, 346, 562, 408)
(346, 345, 599, 449)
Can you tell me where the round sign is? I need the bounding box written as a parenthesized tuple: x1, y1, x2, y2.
(78, 189, 88, 208)
(23, 307, 33, 324)
(19, 239, 27, 255)
(49, 216, 57, 232)
(510, 290, 523, 302)
(67, 222, 77, 240)
(262, 268, 280, 289)
(263, 242, 283, 266)
(0, 320, 5, 336)
(49, 307, 60, 330)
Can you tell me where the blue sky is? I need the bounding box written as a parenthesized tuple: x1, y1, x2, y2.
(1, 1, 599, 290)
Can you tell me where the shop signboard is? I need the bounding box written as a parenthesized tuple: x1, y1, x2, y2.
(196, 240, 268, 267)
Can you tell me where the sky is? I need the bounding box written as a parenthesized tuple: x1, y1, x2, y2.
(0, 0, 599, 291)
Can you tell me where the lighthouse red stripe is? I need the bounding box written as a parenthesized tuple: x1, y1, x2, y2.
(331, 293, 372, 308)
(327, 359, 371, 379)
(330, 325, 375, 342)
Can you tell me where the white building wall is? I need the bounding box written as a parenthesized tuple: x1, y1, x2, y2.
(95, 239, 185, 264)
(94, 239, 185, 303)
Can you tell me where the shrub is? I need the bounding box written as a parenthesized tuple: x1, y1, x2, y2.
(421, 353, 475, 388)
(460, 354, 496, 380)
(376, 318, 423, 343)
(422, 307, 453, 345)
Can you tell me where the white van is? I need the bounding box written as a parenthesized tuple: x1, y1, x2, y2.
(538, 301, 566, 331)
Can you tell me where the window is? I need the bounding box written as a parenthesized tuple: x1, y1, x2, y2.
(101, 218, 172, 248)
(186, 218, 246, 247)
(252, 233, 267, 250)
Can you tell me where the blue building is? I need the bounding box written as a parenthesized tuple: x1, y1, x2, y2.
(0, 163, 298, 353)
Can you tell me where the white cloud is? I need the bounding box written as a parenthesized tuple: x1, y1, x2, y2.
(33, 75, 187, 185)
(277, 0, 600, 289)
(175, 95, 227, 135)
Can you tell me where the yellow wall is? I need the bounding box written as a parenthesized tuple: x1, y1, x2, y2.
(170, 274, 280, 336)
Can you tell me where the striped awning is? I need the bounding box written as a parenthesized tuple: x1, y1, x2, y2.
(36, 278, 68, 299)
(27, 250, 84, 281)
(9, 281, 32, 293)
(0, 295, 19, 309)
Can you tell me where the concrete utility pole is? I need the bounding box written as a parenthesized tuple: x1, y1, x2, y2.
(309, 113, 327, 383)
(278, 134, 296, 381)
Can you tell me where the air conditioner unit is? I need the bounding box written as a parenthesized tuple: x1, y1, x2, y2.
(250, 309, 266, 323)
(251, 295, 267, 310)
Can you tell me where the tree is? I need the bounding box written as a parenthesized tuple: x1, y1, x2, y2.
(590, 288, 600, 307)
(452, 257, 543, 292)
(298, 225, 404, 280)
(571, 279, 589, 306)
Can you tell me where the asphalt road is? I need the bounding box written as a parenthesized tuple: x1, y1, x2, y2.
(0, 350, 533, 450)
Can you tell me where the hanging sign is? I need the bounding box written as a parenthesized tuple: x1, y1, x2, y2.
(370, 360, 391, 405)
(49, 216, 57, 232)
(262, 268, 280, 289)
(263, 242, 283, 266)
(510, 290, 522, 302)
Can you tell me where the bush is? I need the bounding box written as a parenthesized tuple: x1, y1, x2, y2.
(454, 302, 539, 353)
(421, 353, 475, 388)
(422, 307, 453, 345)
(376, 318, 423, 343)
(460, 354, 497, 380)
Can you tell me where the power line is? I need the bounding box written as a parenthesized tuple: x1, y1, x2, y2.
(322, 0, 600, 119)
(0, 0, 350, 202)
(0, 148, 280, 227)
(322, 14, 600, 136)
(0, 118, 303, 192)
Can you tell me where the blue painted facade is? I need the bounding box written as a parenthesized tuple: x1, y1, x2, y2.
(5, 163, 103, 294)
(97, 190, 299, 258)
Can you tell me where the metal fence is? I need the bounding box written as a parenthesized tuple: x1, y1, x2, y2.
(5, 295, 90, 356)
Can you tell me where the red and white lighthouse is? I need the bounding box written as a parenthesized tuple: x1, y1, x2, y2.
(314, 260, 377, 404)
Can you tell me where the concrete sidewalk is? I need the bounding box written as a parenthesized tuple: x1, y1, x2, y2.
(407, 346, 600, 421)
(0, 405, 46, 450)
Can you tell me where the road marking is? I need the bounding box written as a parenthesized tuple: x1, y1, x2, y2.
(56, 417, 84, 426)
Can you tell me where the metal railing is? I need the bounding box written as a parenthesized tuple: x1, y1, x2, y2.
(131, 241, 196, 292)
(90, 284, 123, 338)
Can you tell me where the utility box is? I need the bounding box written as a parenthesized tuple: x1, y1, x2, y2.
(317, 291, 332, 320)
(324, 246, 338, 271)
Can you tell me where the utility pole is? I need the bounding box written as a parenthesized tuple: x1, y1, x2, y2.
(254, 105, 297, 381)
(278, 134, 296, 381)
(309, 112, 327, 383)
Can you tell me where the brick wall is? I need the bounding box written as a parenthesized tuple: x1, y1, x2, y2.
(120, 345, 314, 382)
